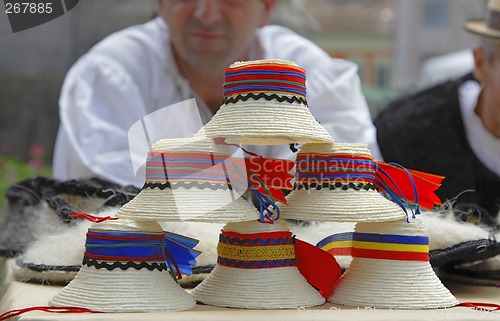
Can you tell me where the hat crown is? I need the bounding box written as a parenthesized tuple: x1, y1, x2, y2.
(222, 219, 289, 234)
(151, 136, 229, 154)
(355, 219, 426, 237)
(84, 219, 167, 267)
(145, 136, 233, 185)
(487, 0, 500, 30)
(298, 142, 371, 157)
(296, 143, 375, 185)
(90, 218, 162, 233)
(223, 59, 307, 102)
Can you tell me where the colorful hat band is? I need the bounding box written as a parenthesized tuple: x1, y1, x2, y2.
(295, 155, 376, 188)
(83, 229, 200, 277)
(84, 231, 168, 271)
(223, 63, 307, 102)
(317, 232, 429, 262)
(145, 151, 232, 186)
(217, 230, 296, 269)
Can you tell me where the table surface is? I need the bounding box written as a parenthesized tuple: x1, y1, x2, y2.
(1, 259, 500, 321)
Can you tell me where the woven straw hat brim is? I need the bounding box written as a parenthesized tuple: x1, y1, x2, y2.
(280, 188, 406, 222)
(203, 100, 334, 145)
(192, 265, 325, 309)
(465, 20, 500, 43)
(116, 187, 259, 222)
(329, 258, 458, 309)
(49, 265, 196, 312)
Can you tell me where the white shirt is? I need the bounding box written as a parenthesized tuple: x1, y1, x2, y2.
(53, 17, 381, 187)
(459, 80, 500, 176)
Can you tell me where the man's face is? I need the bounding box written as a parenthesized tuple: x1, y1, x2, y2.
(475, 45, 500, 110)
(472, 43, 500, 136)
(158, 0, 275, 70)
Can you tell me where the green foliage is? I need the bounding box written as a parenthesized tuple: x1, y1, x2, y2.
(0, 153, 52, 206)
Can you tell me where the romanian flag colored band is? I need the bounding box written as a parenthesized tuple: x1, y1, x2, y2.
(317, 232, 429, 262)
(223, 63, 306, 99)
(295, 154, 376, 185)
(217, 231, 296, 269)
(145, 151, 233, 185)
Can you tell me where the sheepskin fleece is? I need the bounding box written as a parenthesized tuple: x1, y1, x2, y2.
(7, 204, 500, 284)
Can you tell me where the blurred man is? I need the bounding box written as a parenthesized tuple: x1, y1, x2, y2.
(375, 0, 500, 223)
(53, 0, 380, 187)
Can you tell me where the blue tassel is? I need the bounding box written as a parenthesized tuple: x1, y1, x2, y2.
(164, 232, 201, 276)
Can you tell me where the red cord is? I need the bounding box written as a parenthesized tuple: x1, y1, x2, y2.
(459, 302, 500, 311)
(0, 306, 99, 320)
(70, 212, 118, 222)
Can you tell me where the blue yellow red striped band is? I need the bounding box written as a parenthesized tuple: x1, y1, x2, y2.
(317, 232, 429, 261)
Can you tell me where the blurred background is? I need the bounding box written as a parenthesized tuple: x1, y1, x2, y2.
(0, 0, 488, 199)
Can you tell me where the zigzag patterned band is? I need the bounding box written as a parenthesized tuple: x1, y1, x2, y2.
(294, 182, 377, 191)
(223, 92, 307, 105)
(83, 257, 168, 271)
(143, 181, 232, 190)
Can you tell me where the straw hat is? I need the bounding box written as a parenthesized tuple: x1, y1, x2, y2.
(465, 0, 500, 43)
(201, 59, 334, 145)
(326, 218, 458, 309)
(191, 219, 325, 309)
(280, 142, 406, 222)
(117, 136, 259, 222)
(49, 219, 196, 312)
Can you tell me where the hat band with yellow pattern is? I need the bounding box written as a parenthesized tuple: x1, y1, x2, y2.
(217, 230, 296, 269)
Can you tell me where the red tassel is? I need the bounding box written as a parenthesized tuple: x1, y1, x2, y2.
(244, 157, 294, 204)
(376, 162, 444, 210)
(69, 212, 118, 223)
(294, 238, 342, 299)
(213, 138, 295, 204)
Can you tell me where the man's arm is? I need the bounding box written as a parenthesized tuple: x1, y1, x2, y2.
(53, 55, 147, 187)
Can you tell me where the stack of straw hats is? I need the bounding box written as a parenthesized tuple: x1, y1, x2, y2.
(50, 219, 196, 312)
(278, 141, 457, 308)
(48, 56, 458, 312)
(188, 59, 338, 309)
